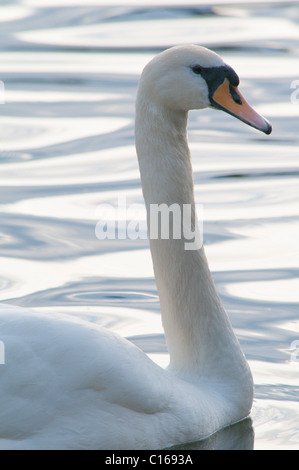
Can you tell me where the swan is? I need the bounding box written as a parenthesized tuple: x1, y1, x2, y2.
(0, 45, 272, 450)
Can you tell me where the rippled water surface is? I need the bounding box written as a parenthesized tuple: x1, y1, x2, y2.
(0, 0, 299, 450)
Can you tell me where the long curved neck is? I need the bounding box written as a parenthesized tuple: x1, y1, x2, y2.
(135, 93, 251, 385)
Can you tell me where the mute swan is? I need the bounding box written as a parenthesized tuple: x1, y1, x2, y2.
(0, 45, 271, 450)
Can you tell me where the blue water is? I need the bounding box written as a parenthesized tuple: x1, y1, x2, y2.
(0, 0, 298, 450)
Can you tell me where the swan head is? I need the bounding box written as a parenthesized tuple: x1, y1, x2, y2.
(138, 45, 272, 135)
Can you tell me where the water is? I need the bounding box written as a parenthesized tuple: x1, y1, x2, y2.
(0, 0, 298, 450)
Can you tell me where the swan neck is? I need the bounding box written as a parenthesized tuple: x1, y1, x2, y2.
(135, 95, 252, 387)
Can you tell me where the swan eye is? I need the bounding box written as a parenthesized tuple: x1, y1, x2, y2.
(192, 65, 203, 75)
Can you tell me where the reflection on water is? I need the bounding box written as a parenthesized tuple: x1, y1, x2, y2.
(0, 0, 298, 450)
(170, 418, 254, 450)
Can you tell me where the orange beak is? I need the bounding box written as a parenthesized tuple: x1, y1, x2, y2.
(211, 78, 272, 135)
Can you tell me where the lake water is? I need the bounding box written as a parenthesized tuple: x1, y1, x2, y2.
(0, 0, 298, 450)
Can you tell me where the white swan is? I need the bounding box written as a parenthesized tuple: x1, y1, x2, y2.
(0, 45, 271, 450)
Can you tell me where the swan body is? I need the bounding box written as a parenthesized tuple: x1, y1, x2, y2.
(0, 45, 271, 450)
(0, 305, 247, 450)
